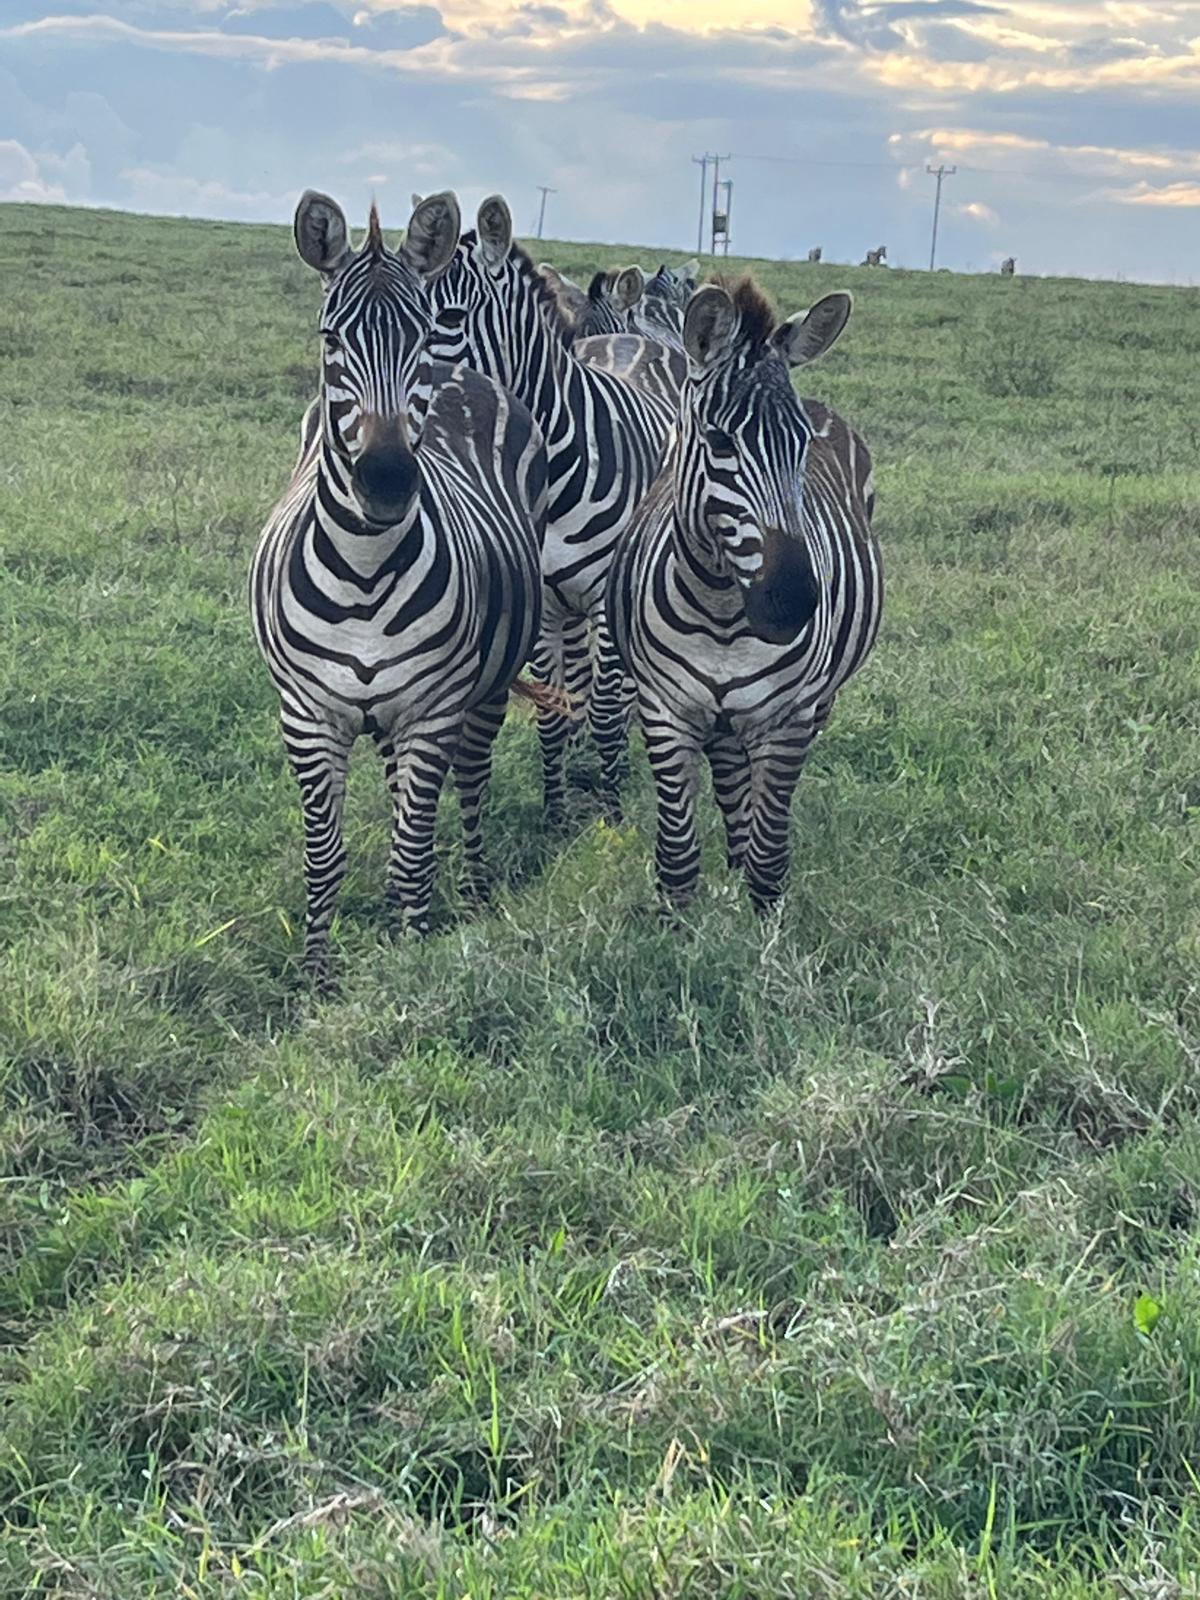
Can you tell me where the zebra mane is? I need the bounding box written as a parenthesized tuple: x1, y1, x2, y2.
(711, 275, 778, 350)
(460, 228, 575, 343)
(587, 270, 611, 302)
(365, 201, 384, 255)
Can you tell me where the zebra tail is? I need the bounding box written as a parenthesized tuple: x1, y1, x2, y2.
(509, 675, 573, 717)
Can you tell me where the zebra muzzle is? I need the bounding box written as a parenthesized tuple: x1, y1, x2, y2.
(351, 430, 420, 525)
(742, 528, 821, 645)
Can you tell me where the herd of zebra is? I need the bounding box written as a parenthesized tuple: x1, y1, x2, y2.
(808, 245, 1017, 274)
(250, 189, 884, 983)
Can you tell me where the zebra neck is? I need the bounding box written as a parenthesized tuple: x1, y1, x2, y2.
(510, 302, 575, 442)
(314, 442, 423, 573)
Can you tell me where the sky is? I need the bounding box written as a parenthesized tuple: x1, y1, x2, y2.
(2, 0, 1199, 280)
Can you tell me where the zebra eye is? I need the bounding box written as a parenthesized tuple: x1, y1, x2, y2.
(437, 307, 468, 330)
(706, 427, 735, 454)
(321, 333, 341, 356)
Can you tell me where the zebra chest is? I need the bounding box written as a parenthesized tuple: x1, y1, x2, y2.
(272, 526, 477, 717)
(643, 560, 836, 732)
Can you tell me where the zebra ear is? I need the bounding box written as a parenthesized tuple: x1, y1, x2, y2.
(477, 195, 513, 268)
(774, 292, 852, 368)
(294, 190, 351, 277)
(679, 258, 700, 286)
(614, 265, 645, 312)
(683, 284, 738, 372)
(402, 191, 461, 279)
(411, 191, 423, 210)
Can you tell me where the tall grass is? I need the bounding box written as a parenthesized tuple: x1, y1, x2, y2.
(1, 202, 1199, 1595)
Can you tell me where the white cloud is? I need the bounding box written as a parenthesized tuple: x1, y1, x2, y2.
(0, 138, 91, 202)
(119, 166, 295, 219)
(959, 199, 998, 224)
(1103, 180, 1200, 207)
(897, 125, 1200, 179)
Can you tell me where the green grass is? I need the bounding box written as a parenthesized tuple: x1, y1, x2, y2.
(2, 200, 1200, 1595)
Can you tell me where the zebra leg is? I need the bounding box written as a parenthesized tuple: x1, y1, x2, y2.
(535, 608, 589, 828)
(589, 613, 631, 823)
(283, 711, 353, 986)
(381, 720, 460, 935)
(643, 707, 704, 913)
(706, 735, 752, 871)
(742, 734, 814, 914)
(452, 695, 507, 906)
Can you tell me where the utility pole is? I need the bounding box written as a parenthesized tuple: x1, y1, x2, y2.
(718, 178, 733, 256)
(535, 186, 555, 240)
(692, 153, 729, 254)
(710, 154, 730, 255)
(692, 156, 709, 254)
(926, 163, 956, 271)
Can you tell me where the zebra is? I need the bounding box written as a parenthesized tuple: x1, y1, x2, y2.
(862, 245, 887, 267)
(629, 260, 699, 352)
(538, 263, 647, 343)
(607, 277, 882, 916)
(251, 189, 549, 983)
(567, 258, 697, 403)
(424, 195, 677, 825)
(807, 247, 823, 263)
(1000, 256, 1016, 276)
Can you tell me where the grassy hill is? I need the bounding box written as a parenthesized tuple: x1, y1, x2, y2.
(2, 200, 1199, 1595)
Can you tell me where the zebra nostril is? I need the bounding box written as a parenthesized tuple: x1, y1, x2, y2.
(743, 530, 820, 644)
(352, 446, 419, 518)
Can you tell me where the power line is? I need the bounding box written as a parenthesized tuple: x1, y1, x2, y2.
(728, 149, 1146, 185)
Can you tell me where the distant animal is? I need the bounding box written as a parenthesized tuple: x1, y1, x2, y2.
(426, 197, 677, 824)
(807, 247, 823, 263)
(608, 278, 882, 916)
(250, 191, 549, 983)
(1000, 256, 1016, 276)
(862, 246, 887, 267)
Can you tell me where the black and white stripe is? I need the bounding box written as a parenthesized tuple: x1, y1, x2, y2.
(608, 277, 882, 913)
(250, 190, 547, 981)
(425, 197, 675, 824)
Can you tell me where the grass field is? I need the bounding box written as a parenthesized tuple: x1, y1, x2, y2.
(2, 199, 1199, 1596)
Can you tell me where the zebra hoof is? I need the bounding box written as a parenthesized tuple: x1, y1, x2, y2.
(304, 956, 336, 995)
(749, 894, 784, 920)
(461, 874, 491, 910)
(383, 898, 434, 938)
(600, 791, 624, 826)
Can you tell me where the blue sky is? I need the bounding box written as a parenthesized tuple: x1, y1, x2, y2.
(2, 0, 1199, 279)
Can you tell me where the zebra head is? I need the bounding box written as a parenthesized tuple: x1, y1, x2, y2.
(427, 195, 568, 390)
(679, 279, 852, 645)
(633, 260, 699, 349)
(580, 265, 645, 338)
(294, 188, 461, 525)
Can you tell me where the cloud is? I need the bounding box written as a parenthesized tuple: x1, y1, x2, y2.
(0, 137, 90, 201)
(810, 0, 1000, 52)
(1103, 180, 1200, 208)
(119, 164, 295, 217)
(3, 0, 1200, 281)
(894, 125, 1200, 181)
